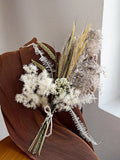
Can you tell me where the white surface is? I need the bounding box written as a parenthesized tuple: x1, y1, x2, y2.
(0, 1, 120, 160)
(100, 97, 120, 118)
(0, 107, 8, 140)
(99, 0, 120, 117)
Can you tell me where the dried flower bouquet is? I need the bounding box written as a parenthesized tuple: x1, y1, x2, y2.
(15, 23, 102, 156)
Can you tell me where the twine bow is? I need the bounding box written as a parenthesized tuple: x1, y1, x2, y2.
(44, 105, 53, 137)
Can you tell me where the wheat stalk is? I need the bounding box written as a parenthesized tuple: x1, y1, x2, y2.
(31, 59, 45, 71)
(66, 24, 91, 78)
(37, 42, 56, 62)
(58, 23, 75, 77)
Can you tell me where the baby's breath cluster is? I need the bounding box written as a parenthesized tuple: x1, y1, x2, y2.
(55, 78, 70, 95)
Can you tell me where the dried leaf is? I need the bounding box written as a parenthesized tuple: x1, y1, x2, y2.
(37, 42, 56, 62)
(31, 59, 45, 71)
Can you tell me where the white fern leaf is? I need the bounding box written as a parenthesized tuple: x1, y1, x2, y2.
(40, 56, 54, 73)
(26, 43, 54, 73)
(69, 109, 98, 145)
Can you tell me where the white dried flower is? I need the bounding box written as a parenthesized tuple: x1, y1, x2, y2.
(23, 63, 38, 74)
(53, 87, 95, 112)
(36, 70, 55, 96)
(15, 65, 56, 109)
(16, 92, 40, 109)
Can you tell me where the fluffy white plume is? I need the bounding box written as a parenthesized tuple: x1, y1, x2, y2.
(15, 64, 55, 109)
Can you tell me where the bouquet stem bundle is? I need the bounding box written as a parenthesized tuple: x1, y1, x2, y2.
(28, 117, 50, 155)
(28, 104, 56, 155)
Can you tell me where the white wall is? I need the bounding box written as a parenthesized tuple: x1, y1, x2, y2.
(0, 0, 103, 53)
(1, 1, 120, 160)
(100, 0, 120, 106)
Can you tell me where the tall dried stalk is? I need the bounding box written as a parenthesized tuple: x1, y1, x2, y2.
(66, 24, 91, 78)
(58, 23, 75, 77)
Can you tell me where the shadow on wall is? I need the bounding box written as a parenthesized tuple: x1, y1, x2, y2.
(84, 102, 120, 160)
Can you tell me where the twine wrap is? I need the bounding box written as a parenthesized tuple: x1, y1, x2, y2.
(44, 105, 53, 137)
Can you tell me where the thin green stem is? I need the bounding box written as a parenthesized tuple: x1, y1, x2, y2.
(38, 120, 50, 155)
(60, 50, 73, 78)
(32, 119, 47, 154)
(28, 127, 42, 152)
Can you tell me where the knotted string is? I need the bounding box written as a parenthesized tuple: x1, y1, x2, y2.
(44, 105, 53, 137)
